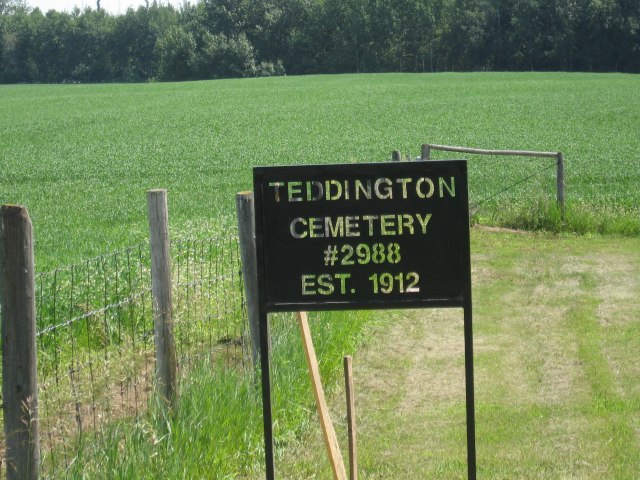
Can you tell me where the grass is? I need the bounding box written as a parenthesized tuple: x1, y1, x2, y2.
(1, 73, 639, 270)
(1, 73, 638, 477)
(43, 309, 374, 479)
(275, 228, 640, 478)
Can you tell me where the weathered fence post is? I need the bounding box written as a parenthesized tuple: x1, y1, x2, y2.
(0, 205, 40, 480)
(556, 152, 565, 221)
(421, 144, 431, 161)
(236, 192, 261, 368)
(147, 190, 178, 407)
(391, 150, 402, 162)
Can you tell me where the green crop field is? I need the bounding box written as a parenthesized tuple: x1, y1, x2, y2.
(1, 72, 639, 270)
(1, 73, 639, 478)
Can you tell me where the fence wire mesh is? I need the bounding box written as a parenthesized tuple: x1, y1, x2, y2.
(35, 243, 154, 475)
(0, 154, 573, 477)
(420, 150, 560, 227)
(0, 229, 247, 477)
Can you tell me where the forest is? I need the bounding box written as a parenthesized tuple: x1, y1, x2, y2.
(1, 0, 639, 83)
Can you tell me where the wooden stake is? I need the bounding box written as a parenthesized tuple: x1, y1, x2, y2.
(297, 312, 347, 480)
(344, 355, 358, 480)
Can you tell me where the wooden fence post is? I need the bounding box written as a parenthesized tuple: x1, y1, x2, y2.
(421, 144, 431, 161)
(421, 143, 566, 219)
(236, 192, 261, 368)
(556, 152, 565, 221)
(391, 150, 402, 162)
(0, 205, 40, 480)
(147, 190, 178, 407)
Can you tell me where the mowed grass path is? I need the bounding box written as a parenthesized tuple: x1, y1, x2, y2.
(273, 229, 640, 479)
(1, 73, 639, 269)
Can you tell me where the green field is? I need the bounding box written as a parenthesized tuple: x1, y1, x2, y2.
(1, 73, 639, 478)
(1, 72, 639, 269)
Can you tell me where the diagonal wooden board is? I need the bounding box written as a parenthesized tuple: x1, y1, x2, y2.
(297, 311, 348, 480)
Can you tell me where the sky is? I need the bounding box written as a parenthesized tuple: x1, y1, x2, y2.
(26, 0, 184, 15)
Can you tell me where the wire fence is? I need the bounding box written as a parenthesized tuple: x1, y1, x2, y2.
(405, 147, 562, 227)
(466, 155, 558, 221)
(0, 229, 247, 476)
(0, 151, 596, 477)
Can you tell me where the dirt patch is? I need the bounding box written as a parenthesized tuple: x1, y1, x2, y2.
(474, 225, 530, 235)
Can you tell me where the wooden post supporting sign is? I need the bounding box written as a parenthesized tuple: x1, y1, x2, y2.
(297, 312, 347, 480)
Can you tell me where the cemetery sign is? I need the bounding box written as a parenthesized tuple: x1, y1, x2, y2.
(253, 160, 476, 480)
(254, 161, 471, 311)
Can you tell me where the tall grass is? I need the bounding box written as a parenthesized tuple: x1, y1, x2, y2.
(44, 310, 373, 478)
(19, 233, 247, 477)
(480, 198, 640, 236)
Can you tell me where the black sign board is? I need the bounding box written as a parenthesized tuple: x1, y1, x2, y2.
(254, 161, 470, 312)
(253, 160, 476, 480)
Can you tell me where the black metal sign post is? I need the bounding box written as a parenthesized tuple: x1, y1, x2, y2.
(253, 160, 475, 480)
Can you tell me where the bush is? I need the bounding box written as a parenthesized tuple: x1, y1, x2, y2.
(194, 32, 257, 79)
(256, 59, 286, 77)
(155, 25, 197, 81)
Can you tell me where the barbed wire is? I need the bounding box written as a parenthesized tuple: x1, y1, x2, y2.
(36, 288, 152, 337)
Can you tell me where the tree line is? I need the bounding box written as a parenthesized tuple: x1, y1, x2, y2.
(1, 0, 639, 83)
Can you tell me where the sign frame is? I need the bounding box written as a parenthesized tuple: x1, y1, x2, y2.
(253, 160, 476, 480)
